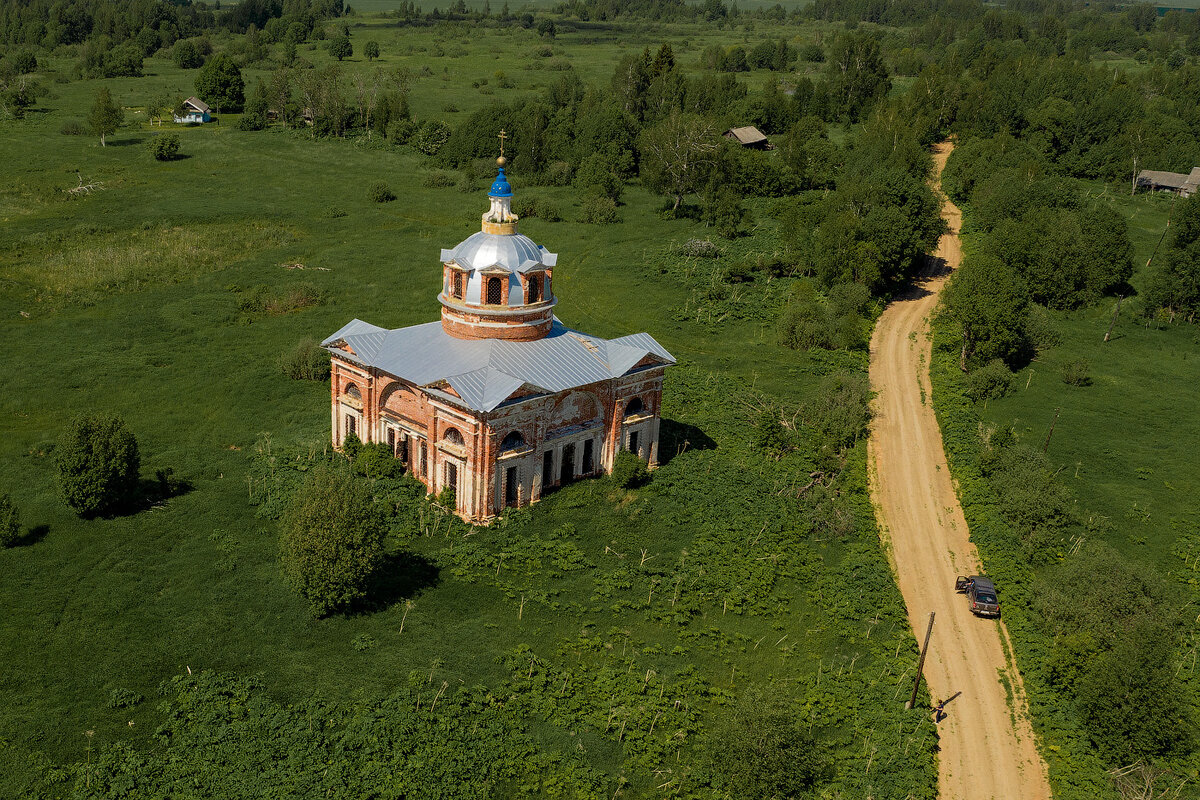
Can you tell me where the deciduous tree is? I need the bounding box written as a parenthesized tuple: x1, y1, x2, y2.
(638, 110, 720, 211)
(56, 414, 140, 517)
(87, 86, 123, 147)
(279, 467, 387, 617)
(195, 53, 245, 113)
(940, 252, 1030, 370)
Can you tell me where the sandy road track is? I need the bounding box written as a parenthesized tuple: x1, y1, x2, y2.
(867, 143, 1052, 800)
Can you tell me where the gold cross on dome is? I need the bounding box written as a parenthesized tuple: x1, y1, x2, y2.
(498, 129, 507, 158)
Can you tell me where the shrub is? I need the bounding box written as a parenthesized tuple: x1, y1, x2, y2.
(806, 371, 871, 453)
(610, 450, 649, 489)
(323, 205, 348, 219)
(513, 196, 561, 222)
(280, 338, 331, 381)
(352, 442, 406, 480)
(0, 494, 20, 547)
(678, 238, 721, 258)
(1061, 358, 1091, 387)
(279, 466, 387, 617)
(239, 282, 324, 315)
(387, 118, 417, 144)
(1024, 304, 1061, 352)
(107, 688, 143, 709)
(368, 182, 395, 203)
(56, 415, 140, 518)
(149, 133, 180, 161)
(60, 119, 87, 135)
(236, 112, 266, 131)
(411, 120, 451, 155)
(576, 192, 619, 224)
(421, 170, 457, 188)
(965, 359, 1015, 401)
(541, 161, 573, 186)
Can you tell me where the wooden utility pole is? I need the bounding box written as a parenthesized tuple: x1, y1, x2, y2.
(1104, 296, 1124, 342)
(1043, 408, 1061, 454)
(906, 612, 935, 710)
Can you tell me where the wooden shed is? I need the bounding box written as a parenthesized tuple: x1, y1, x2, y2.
(723, 125, 773, 150)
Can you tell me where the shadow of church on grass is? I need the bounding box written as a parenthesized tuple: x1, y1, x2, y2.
(658, 418, 717, 467)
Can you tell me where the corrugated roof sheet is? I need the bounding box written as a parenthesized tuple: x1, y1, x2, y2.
(323, 318, 675, 412)
(725, 126, 768, 144)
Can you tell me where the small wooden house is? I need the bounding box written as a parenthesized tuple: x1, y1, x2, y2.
(1136, 167, 1200, 198)
(723, 125, 773, 150)
(174, 97, 211, 124)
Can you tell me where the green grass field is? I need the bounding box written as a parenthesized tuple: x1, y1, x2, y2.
(973, 187, 1200, 574)
(0, 21, 934, 798)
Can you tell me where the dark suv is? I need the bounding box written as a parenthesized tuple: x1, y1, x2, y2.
(955, 575, 1000, 617)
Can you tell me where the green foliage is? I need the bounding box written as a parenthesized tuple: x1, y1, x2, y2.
(279, 466, 387, 617)
(87, 86, 123, 147)
(806, 371, 871, 455)
(172, 39, 204, 69)
(609, 449, 649, 489)
(1060, 358, 1091, 387)
(367, 181, 395, 203)
(965, 359, 1015, 401)
(237, 282, 324, 315)
(106, 688, 143, 709)
(411, 120, 451, 155)
(279, 338, 331, 381)
(940, 253, 1030, 370)
(0, 493, 19, 547)
(195, 53, 245, 113)
(576, 191, 620, 224)
(55, 414, 140, 518)
(364, 40, 380, 61)
(778, 282, 868, 352)
(1144, 194, 1200, 321)
(751, 409, 793, 457)
(825, 32, 890, 122)
(149, 133, 180, 161)
(706, 690, 825, 798)
(328, 34, 352, 61)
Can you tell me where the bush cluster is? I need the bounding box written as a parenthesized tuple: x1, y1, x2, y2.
(55, 415, 140, 518)
(149, 133, 180, 161)
(279, 338, 330, 381)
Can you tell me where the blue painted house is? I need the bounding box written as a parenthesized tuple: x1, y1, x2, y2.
(174, 97, 211, 124)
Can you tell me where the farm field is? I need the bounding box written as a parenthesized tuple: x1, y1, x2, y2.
(0, 15, 933, 798)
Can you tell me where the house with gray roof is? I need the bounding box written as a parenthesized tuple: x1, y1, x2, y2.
(323, 156, 674, 522)
(1136, 167, 1200, 197)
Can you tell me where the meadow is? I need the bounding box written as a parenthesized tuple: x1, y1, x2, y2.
(0, 17, 935, 798)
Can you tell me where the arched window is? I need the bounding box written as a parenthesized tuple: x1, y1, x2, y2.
(345, 384, 362, 400)
(500, 430, 525, 451)
(486, 277, 503, 305)
(526, 274, 542, 304)
(443, 427, 464, 446)
(451, 270, 464, 299)
(623, 397, 644, 418)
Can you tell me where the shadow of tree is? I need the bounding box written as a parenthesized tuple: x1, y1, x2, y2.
(13, 524, 49, 548)
(355, 551, 440, 614)
(658, 418, 717, 466)
(94, 469, 195, 519)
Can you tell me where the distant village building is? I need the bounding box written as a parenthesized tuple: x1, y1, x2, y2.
(1136, 167, 1200, 197)
(322, 153, 675, 523)
(174, 97, 211, 124)
(723, 125, 773, 150)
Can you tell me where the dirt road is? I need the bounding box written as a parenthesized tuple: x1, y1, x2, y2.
(867, 142, 1052, 800)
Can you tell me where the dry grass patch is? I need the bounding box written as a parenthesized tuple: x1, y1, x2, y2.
(4, 221, 298, 301)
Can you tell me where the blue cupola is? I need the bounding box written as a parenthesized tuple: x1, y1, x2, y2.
(489, 164, 513, 198)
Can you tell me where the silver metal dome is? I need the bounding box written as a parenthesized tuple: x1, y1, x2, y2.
(440, 231, 557, 275)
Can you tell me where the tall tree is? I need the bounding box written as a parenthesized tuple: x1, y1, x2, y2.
(1144, 194, 1200, 321)
(638, 110, 720, 211)
(87, 86, 123, 147)
(941, 252, 1030, 371)
(195, 53, 245, 112)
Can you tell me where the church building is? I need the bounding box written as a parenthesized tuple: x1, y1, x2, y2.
(321, 155, 675, 522)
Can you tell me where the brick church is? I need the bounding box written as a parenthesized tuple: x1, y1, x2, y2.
(322, 155, 675, 522)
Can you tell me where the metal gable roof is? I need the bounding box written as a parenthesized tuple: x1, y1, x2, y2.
(323, 318, 675, 413)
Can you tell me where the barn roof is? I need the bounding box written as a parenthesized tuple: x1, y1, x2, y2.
(724, 125, 769, 145)
(322, 318, 674, 413)
(1138, 169, 1194, 189)
(183, 96, 211, 113)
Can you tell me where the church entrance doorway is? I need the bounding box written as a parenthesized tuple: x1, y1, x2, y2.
(582, 439, 594, 475)
(560, 443, 575, 485)
(543, 450, 554, 487)
(505, 466, 518, 506)
(629, 431, 640, 457)
(446, 462, 458, 497)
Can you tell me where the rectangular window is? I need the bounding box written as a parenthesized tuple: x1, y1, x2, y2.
(420, 441, 427, 477)
(486, 277, 503, 305)
(582, 439, 594, 474)
(543, 450, 554, 486)
(446, 462, 458, 494)
(629, 431, 639, 457)
(527, 275, 541, 304)
(346, 414, 357, 437)
(398, 436, 409, 465)
(387, 428, 396, 455)
(452, 271, 463, 299)
(560, 443, 575, 485)
(505, 466, 518, 506)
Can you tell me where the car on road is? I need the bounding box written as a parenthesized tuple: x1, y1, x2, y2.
(955, 575, 1000, 617)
